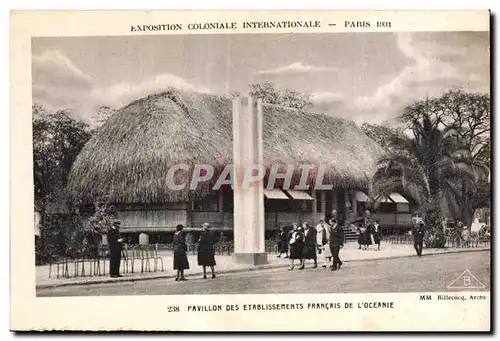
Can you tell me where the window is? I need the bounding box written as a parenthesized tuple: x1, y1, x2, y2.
(192, 193, 219, 211)
(304, 200, 313, 212)
(396, 203, 410, 212)
(223, 195, 234, 212)
(378, 203, 397, 213)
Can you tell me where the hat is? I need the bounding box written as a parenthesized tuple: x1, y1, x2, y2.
(201, 222, 210, 228)
(112, 220, 121, 227)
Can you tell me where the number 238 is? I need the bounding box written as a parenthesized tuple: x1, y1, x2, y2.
(167, 306, 180, 312)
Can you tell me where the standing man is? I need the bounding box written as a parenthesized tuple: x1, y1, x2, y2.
(326, 209, 338, 227)
(107, 220, 124, 278)
(328, 217, 344, 271)
(413, 222, 425, 257)
(362, 210, 374, 250)
(373, 220, 382, 251)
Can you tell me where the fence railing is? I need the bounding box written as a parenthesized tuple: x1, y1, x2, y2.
(39, 244, 166, 279)
(39, 241, 280, 279)
(385, 235, 491, 248)
(156, 240, 279, 255)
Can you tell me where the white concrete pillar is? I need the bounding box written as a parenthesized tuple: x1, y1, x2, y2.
(232, 97, 267, 265)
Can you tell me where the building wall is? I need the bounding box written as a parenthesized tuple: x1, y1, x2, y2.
(116, 202, 188, 232)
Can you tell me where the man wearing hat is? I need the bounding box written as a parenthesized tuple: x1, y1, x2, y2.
(328, 217, 344, 271)
(413, 222, 425, 257)
(107, 220, 124, 278)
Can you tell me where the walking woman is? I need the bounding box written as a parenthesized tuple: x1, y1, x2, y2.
(277, 226, 289, 258)
(316, 220, 331, 268)
(173, 224, 189, 281)
(288, 224, 304, 270)
(300, 222, 318, 269)
(197, 222, 216, 279)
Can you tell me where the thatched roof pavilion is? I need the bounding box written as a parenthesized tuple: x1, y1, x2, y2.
(67, 89, 384, 205)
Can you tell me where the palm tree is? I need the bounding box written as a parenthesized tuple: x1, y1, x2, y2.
(371, 111, 483, 247)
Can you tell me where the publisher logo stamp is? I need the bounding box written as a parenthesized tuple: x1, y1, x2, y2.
(447, 269, 486, 290)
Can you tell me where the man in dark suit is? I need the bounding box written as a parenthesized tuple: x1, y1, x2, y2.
(107, 220, 124, 277)
(413, 222, 425, 257)
(328, 218, 344, 271)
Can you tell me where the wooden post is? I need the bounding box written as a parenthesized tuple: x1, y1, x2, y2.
(332, 188, 338, 213)
(312, 189, 317, 225)
(219, 190, 224, 224)
(186, 202, 193, 228)
(344, 190, 350, 209)
(320, 191, 326, 221)
(351, 189, 358, 217)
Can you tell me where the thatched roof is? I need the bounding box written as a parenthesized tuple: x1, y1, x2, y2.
(67, 89, 385, 204)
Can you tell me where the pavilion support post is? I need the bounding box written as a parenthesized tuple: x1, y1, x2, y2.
(231, 96, 268, 265)
(351, 190, 358, 217)
(332, 188, 338, 214)
(219, 190, 224, 225)
(320, 191, 326, 221)
(312, 189, 317, 225)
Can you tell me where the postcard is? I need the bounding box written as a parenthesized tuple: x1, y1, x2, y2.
(10, 10, 491, 331)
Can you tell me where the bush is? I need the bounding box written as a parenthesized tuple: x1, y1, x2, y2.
(39, 213, 85, 257)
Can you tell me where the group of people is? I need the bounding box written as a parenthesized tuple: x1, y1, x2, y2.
(105, 209, 428, 280)
(277, 211, 345, 271)
(106, 220, 217, 281)
(355, 210, 381, 251)
(172, 222, 217, 281)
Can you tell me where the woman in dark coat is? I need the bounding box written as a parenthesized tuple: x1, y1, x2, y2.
(300, 222, 318, 269)
(173, 224, 189, 281)
(277, 226, 289, 258)
(288, 224, 304, 270)
(197, 222, 216, 279)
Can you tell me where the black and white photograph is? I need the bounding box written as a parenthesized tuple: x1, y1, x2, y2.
(32, 30, 491, 297)
(9, 9, 491, 331)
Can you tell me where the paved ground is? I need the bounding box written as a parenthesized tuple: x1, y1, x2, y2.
(37, 250, 490, 296)
(36, 242, 488, 288)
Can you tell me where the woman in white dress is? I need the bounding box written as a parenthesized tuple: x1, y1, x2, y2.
(315, 220, 331, 268)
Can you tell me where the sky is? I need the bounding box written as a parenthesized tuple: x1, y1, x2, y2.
(31, 31, 490, 125)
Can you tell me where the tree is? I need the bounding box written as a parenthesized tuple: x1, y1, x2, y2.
(371, 97, 485, 247)
(361, 121, 405, 153)
(92, 105, 117, 127)
(248, 82, 313, 110)
(32, 104, 92, 206)
(399, 89, 490, 227)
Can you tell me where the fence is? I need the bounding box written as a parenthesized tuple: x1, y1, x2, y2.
(38, 240, 280, 279)
(39, 244, 166, 279)
(385, 235, 491, 248)
(155, 239, 279, 255)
